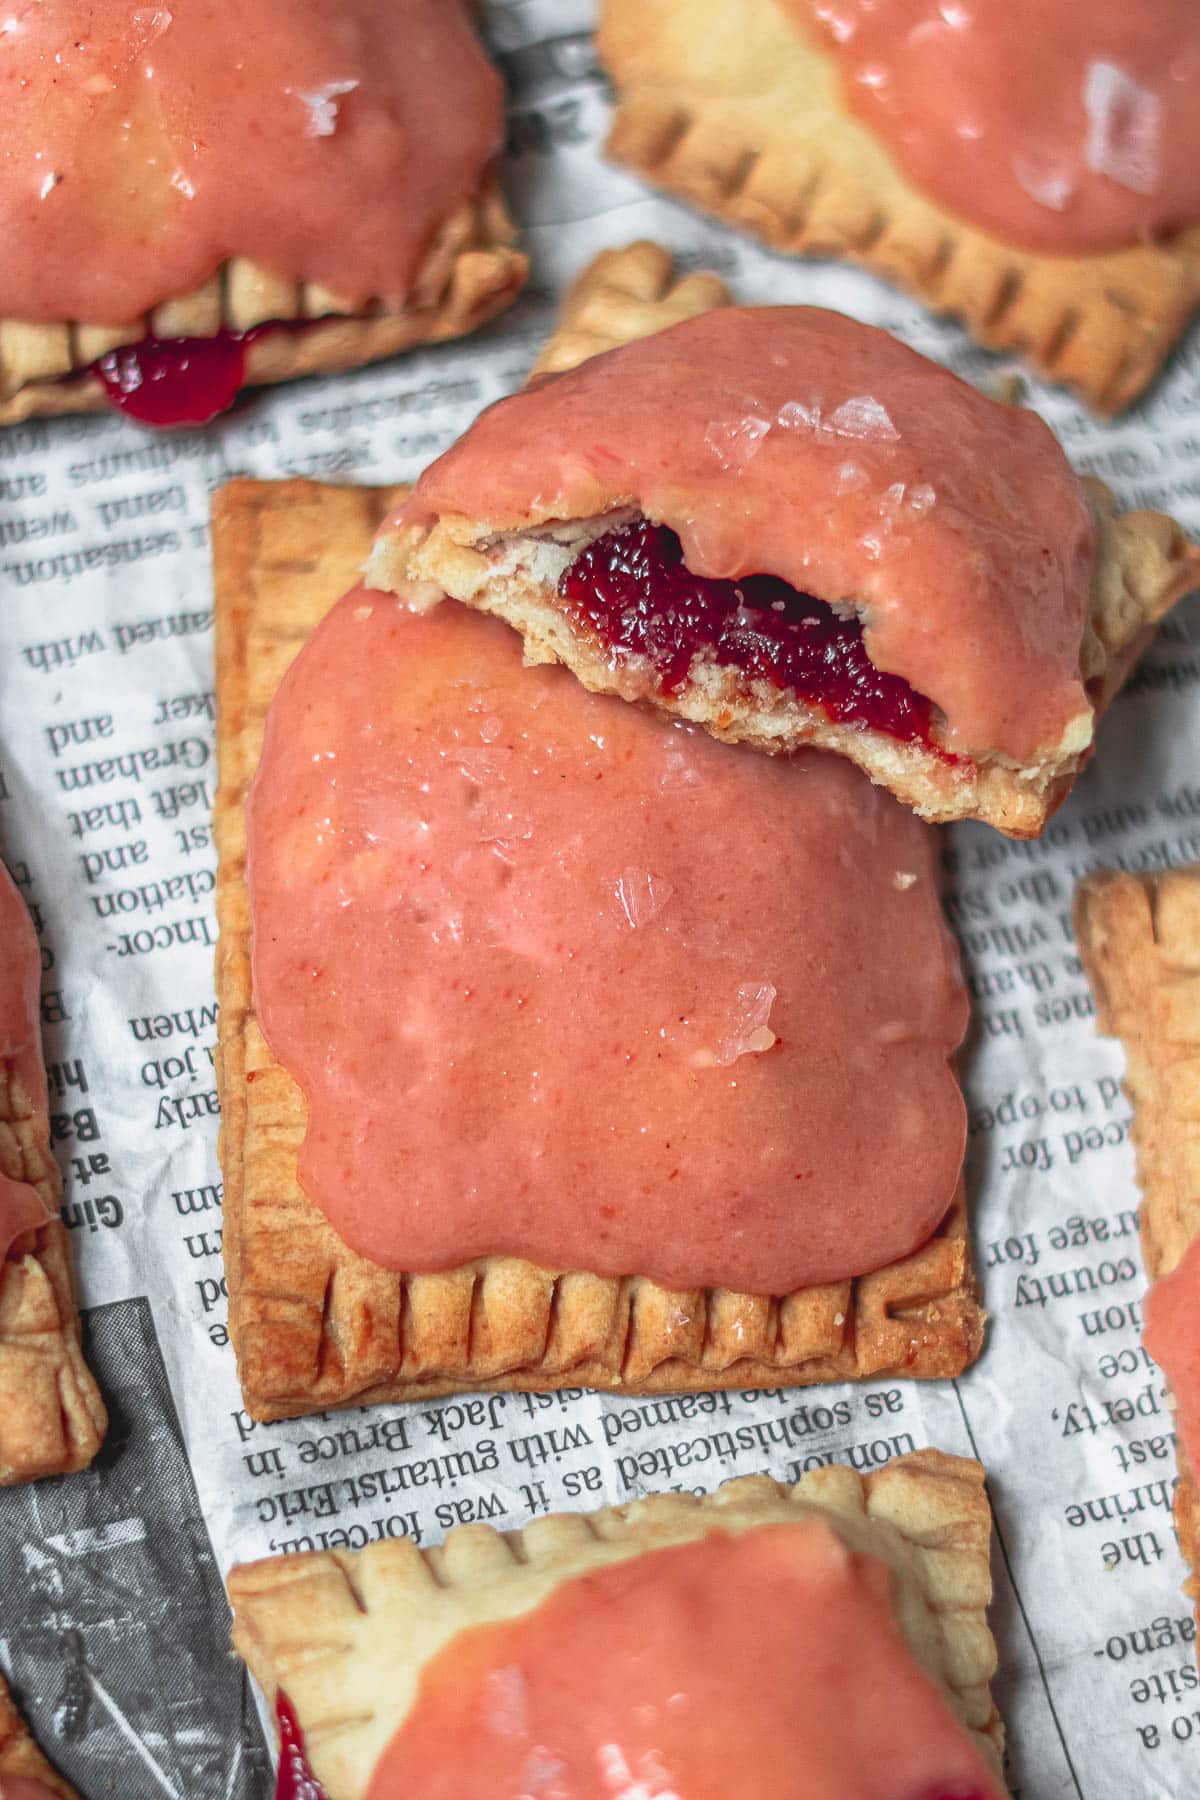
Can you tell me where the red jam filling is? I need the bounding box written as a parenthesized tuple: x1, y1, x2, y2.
(274, 1692, 327, 1800)
(94, 330, 249, 426)
(558, 517, 936, 746)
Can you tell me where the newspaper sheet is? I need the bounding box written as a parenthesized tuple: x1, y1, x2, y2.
(1, 4, 1199, 1795)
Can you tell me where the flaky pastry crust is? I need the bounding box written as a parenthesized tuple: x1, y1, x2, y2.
(371, 243, 1200, 840)
(0, 1039, 106, 1485)
(1075, 868, 1200, 1637)
(214, 474, 982, 1421)
(0, 184, 526, 425)
(0, 1672, 78, 1798)
(228, 1453, 1004, 1800)
(597, 0, 1200, 414)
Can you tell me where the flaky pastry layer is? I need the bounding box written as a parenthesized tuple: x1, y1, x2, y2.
(0, 1048, 106, 1486)
(0, 185, 526, 425)
(0, 1671, 78, 1798)
(214, 474, 982, 1422)
(1075, 868, 1200, 1637)
(370, 243, 1200, 839)
(597, 0, 1200, 414)
(228, 1453, 1004, 1800)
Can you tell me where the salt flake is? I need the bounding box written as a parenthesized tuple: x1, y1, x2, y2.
(828, 395, 900, 441)
(613, 868, 673, 930)
(704, 415, 771, 470)
(290, 78, 360, 139)
(694, 981, 778, 1068)
(1083, 61, 1160, 196)
(1012, 151, 1074, 213)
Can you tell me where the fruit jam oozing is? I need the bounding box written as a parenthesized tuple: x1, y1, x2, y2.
(274, 1693, 328, 1800)
(559, 517, 936, 746)
(92, 330, 251, 426)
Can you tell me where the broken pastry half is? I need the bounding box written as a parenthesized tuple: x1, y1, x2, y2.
(371, 245, 1200, 839)
(228, 1455, 1006, 1800)
(0, 0, 525, 428)
(215, 462, 981, 1422)
(0, 1673, 77, 1800)
(597, 0, 1200, 413)
(0, 861, 106, 1485)
(1075, 867, 1200, 1639)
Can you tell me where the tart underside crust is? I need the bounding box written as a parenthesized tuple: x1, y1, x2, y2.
(0, 1046, 107, 1486)
(227, 1456, 1005, 1800)
(0, 1672, 79, 1798)
(0, 184, 526, 426)
(597, 0, 1200, 414)
(1074, 867, 1200, 1630)
(370, 244, 1200, 840)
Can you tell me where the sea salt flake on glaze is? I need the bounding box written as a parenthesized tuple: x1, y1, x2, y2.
(777, 399, 823, 432)
(483, 1666, 529, 1740)
(289, 77, 360, 138)
(694, 981, 778, 1067)
(703, 415, 771, 470)
(1083, 61, 1161, 195)
(1012, 152, 1075, 213)
(827, 395, 899, 441)
(612, 868, 674, 931)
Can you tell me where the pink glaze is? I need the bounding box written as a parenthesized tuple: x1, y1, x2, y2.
(790, 0, 1200, 253)
(0, 0, 502, 323)
(1144, 1237, 1200, 1477)
(0, 1779, 65, 1800)
(387, 308, 1095, 763)
(0, 863, 53, 1263)
(364, 1523, 1005, 1800)
(248, 589, 967, 1295)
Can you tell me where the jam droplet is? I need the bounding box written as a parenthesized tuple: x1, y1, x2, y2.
(94, 329, 249, 426)
(275, 1691, 328, 1800)
(559, 518, 936, 747)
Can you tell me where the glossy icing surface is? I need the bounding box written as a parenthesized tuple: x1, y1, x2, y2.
(248, 589, 967, 1294)
(790, 0, 1200, 253)
(363, 1523, 1004, 1799)
(0, 0, 502, 323)
(1144, 1236, 1200, 1477)
(0, 863, 54, 1262)
(392, 308, 1095, 763)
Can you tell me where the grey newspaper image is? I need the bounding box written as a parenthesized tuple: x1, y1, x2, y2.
(2, 2, 1200, 1795)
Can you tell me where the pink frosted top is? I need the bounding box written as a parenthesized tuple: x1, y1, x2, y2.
(0, 0, 502, 323)
(247, 588, 968, 1295)
(0, 862, 54, 1262)
(789, 0, 1200, 254)
(389, 307, 1096, 763)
